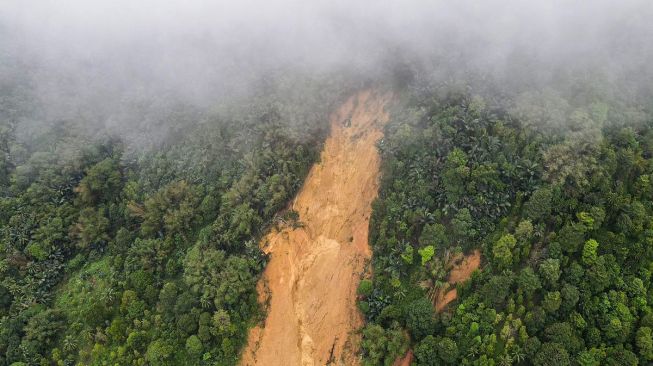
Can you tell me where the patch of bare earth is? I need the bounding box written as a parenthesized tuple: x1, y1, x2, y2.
(392, 349, 414, 366)
(394, 250, 481, 365)
(241, 90, 392, 366)
(435, 250, 481, 312)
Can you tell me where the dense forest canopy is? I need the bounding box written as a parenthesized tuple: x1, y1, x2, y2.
(361, 73, 653, 366)
(2, 1, 653, 365)
(0, 64, 361, 365)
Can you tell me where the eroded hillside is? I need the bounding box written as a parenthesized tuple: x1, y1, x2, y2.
(242, 90, 391, 365)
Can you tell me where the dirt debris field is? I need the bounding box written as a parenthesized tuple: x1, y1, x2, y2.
(241, 90, 392, 366)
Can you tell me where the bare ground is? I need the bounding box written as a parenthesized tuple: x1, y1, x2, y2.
(241, 90, 392, 366)
(435, 250, 481, 312)
(392, 349, 414, 366)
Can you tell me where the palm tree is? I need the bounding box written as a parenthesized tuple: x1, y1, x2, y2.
(15, 294, 32, 310)
(466, 346, 480, 358)
(102, 288, 116, 303)
(511, 349, 526, 364)
(200, 295, 212, 309)
(498, 354, 513, 366)
(394, 288, 407, 300)
(63, 335, 78, 353)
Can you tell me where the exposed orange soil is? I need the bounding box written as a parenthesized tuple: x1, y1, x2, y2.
(435, 250, 481, 313)
(241, 90, 392, 366)
(448, 250, 481, 284)
(394, 251, 481, 364)
(392, 349, 414, 366)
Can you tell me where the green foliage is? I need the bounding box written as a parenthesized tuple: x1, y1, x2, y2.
(492, 234, 516, 270)
(414, 335, 439, 366)
(0, 78, 334, 365)
(451, 208, 477, 244)
(533, 342, 571, 366)
(415, 336, 459, 365)
(400, 245, 414, 265)
(186, 335, 203, 358)
(539, 259, 561, 287)
(55, 258, 115, 327)
(418, 245, 435, 265)
(138, 180, 204, 238)
(3, 56, 653, 366)
(524, 187, 552, 222)
(71, 207, 110, 249)
(22, 309, 65, 357)
(542, 291, 562, 313)
(517, 267, 542, 295)
(364, 79, 653, 366)
(360, 323, 408, 366)
(405, 298, 434, 339)
(514, 220, 534, 243)
(582, 239, 599, 266)
(636, 327, 653, 361)
(442, 148, 469, 203)
(419, 223, 447, 252)
(358, 279, 374, 297)
(75, 158, 122, 205)
(146, 339, 174, 365)
(556, 222, 586, 254)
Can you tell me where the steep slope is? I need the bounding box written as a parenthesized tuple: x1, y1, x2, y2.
(241, 90, 391, 365)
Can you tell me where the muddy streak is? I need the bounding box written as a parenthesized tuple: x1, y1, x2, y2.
(241, 90, 392, 366)
(435, 250, 481, 313)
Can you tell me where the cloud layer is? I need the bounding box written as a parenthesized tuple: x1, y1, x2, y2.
(2, 0, 652, 141)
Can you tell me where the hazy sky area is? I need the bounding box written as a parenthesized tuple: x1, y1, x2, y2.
(1, 0, 652, 143)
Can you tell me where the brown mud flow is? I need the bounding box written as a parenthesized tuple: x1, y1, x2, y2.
(241, 90, 392, 366)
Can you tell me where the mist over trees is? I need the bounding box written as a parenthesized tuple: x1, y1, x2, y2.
(1, 1, 653, 365)
(2, 0, 652, 147)
(362, 73, 653, 365)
